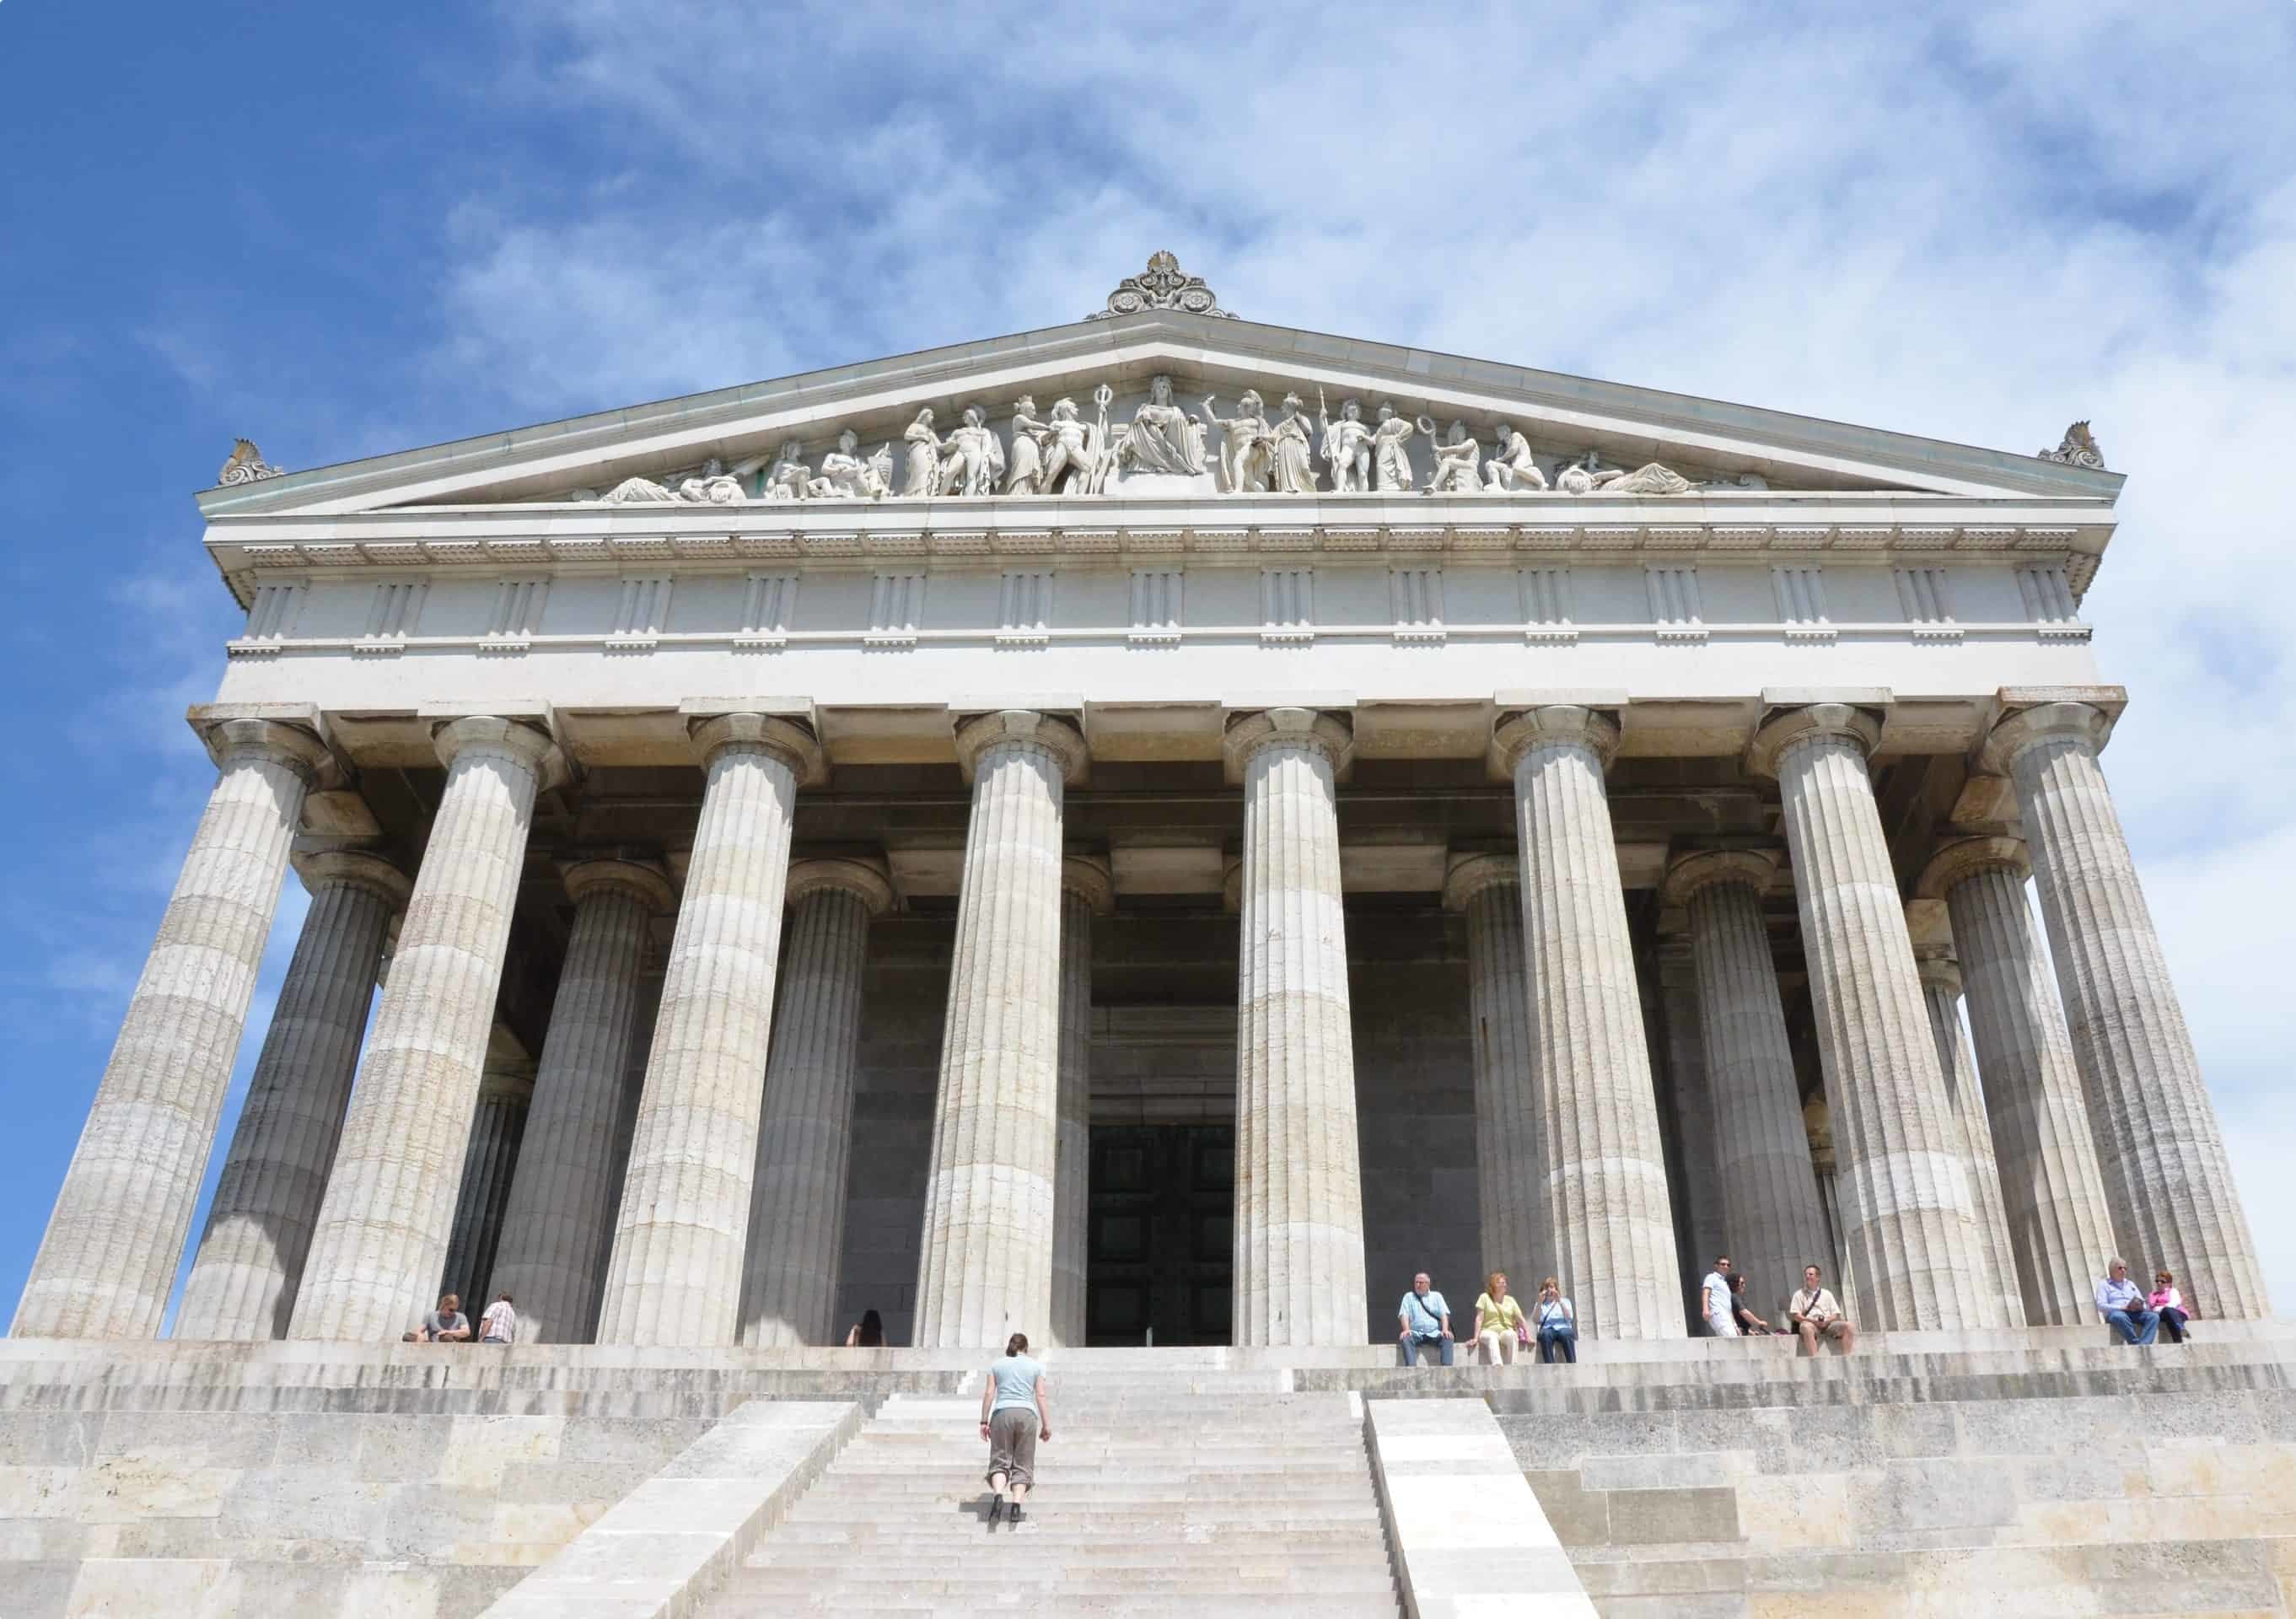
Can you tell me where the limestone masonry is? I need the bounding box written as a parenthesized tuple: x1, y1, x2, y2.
(8, 255, 2281, 1616)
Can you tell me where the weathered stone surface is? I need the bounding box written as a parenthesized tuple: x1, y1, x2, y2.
(1750, 702, 1991, 1330)
(1051, 857, 1111, 1348)
(913, 711, 1084, 1348)
(291, 716, 562, 1342)
(15, 717, 331, 1341)
(1498, 704, 1680, 1339)
(599, 713, 820, 1347)
(740, 858, 890, 1348)
(491, 861, 672, 1345)
(1228, 707, 1368, 1347)
(177, 851, 409, 1342)
(1920, 839, 2117, 1326)
(1985, 702, 2270, 1320)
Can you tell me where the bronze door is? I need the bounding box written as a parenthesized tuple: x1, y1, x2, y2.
(1086, 1124, 1234, 1345)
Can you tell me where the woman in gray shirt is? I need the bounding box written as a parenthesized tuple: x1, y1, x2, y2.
(978, 1331, 1052, 1525)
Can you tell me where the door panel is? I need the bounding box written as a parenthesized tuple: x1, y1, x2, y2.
(1087, 1124, 1234, 1346)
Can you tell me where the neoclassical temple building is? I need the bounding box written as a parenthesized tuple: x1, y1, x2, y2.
(13, 255, 2266, 1354)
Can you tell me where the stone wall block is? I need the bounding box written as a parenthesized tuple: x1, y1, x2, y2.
(288, 718, 557, 1341)
(177, 853, 406, 1340)
(1502, 708, 1680, 1339)
(15, 722, 327, 1339)
(1990, 704, 2267, 1317)
(1231, 712, 1368, 1347)
(741, 861, 888, 1347)
(598, 718, 814, 1346)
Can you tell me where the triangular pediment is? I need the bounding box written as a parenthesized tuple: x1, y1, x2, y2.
(197, 300, 2120, 521)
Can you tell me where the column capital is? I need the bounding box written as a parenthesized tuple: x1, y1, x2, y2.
(1440, 852, 1519, 912)
(1979, 700, 2114, 776)
(787, 855, 895, 917)
(433, 714, 567, 788)
(1916, 835, 2030, 899)
(1061, 854, 1116, 916)
(293, 847, 412, 911)
(1746, 702, 1882, 779)
(1661, 848, 1777, 909)
(194, 713, 336, 788)
(562, 858, 675, 915)
(1222, 706, 1352, 783)
(686, 711, 826, 784)
(954, 708, 1089, 784)
(1492, 703, 1621, 774)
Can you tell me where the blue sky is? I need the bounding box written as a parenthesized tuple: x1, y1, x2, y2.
(4, 2, 2294, 1323)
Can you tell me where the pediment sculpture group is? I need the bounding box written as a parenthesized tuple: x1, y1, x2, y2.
(592, 374, 1762, 507)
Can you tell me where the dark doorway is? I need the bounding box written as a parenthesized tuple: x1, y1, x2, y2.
(1086, 1124, 1234, 1345)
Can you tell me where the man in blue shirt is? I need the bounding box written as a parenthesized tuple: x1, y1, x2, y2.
(2095, 1258, 2159, 1345)
(1396, 1272, 1454, 1366)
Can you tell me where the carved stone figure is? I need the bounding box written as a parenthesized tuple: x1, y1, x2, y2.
(1006, 395, 1048, 494)
(1116, 374, 1207, 477)
(218, 438, 283, 486)
(1481, 422, 1547, 492)
(809, 430, 891, 499)
(936, 406, 1006, 497)
(1556, 450, 1691, 497)
(1371, 403, 1416, 492)
(1698, 471, 1770, 492)
(760, 442, 811, 502)
(1040, 392, 1112, 496)
(1418, 417, 1481, 494)
(1088, 250, 1235, 320)
(1203, 390, 1275, 494)
(2038, 420, 2105, 471)
(603, 476, 680, 503)
(1269, 393, 1319, 493)
(901, 409, 944, 498)
(1318, 390, 1374, 493)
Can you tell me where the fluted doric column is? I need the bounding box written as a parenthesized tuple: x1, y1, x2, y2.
(1902, 911, 2026, 1327)
(1444, 854, 1550, 1287)
(597, 712, 822, 1347)
(914, 710, 1086, 1348)
(1657, 950, 1729, 1320)
(1226, 707, 1367, 1347)
(1051, 856, 1112, 1348)
(175, 848, 410, 1340)
(1664, 850, 1833, 1321)
(1981, 702, 2267, 1319)
(1749, 702, 1991, 1329)
(488, 859, 671, 1343)
(438, 1061, 532, 1308)
(740, 857, 894, 1348)
(1498, 704, 1680, 1338)
(15, 713, 331, 1339)
(1917, 841, 2112, 1325)
(289, 716, 562, 1341)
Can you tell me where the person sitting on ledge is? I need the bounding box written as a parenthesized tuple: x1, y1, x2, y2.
(1472, 1272, 1525, 1365)
(1788, 1265, 1857, 1355)
(846, 1307, 886, 1347)
(1533, 1277, 1578, 1364)
(1729, 1272, 1776, 1336)
(1397, 1272, 1454, 1366)
(2149, 1271, 2192, 1344)
(402, 1291, 470, 1344)
(1701, 1255, 1739, 1337)
(2096, 1258, 2159, 1345)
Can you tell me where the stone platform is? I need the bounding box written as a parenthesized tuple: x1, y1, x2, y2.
(3, 1328, 2293, 1616)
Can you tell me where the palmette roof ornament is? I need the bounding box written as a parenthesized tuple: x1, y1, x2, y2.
(217, 438, 284, 487)
(1089, 250, 1235, 320)
(2037, 420, 2105, 471)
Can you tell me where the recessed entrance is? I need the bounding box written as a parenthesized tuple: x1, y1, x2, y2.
(1085, 1124, 1234, 1345)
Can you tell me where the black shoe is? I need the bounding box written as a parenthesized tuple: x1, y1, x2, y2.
(987, 1495, 1003, 1524)
(1007, 1504, 1024, 1525)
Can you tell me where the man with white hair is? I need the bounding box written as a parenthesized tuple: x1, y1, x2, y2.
(2095, 1258, 2160, 1345)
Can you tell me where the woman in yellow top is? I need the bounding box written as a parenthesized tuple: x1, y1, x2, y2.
(1473, 1272, 1526, 1365)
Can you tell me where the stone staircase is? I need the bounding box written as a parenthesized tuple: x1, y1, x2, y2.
(700, 1372, 1402, 1616)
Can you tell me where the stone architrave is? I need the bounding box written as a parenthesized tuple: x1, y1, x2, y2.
(488, 859, 673, 1344)
(1227, 707, 1368, 1347)
(1983, 701, 2267, 1319)
(1918, 841, 2116, 1326)
(739, 857, 894, 1349)
(1051, 856, 1114, 1348)
(1444, 854, 1550, 1290)
(14, 713, 332, 1340)
(913, 711, 1087, 1348)
(597, 712, 823, 1347)
(1904, 911, 2028, 1330)
(1664, 851, 1834, 1322)
(289, 715, 563, 1342)
(1748, 702, 1993, 1330)
(1496, 704, 1681, 1339)
(175, 848, 411, 1341)
(438, 1061, 533, 1309)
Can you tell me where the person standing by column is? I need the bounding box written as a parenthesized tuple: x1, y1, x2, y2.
(1701, 1256, 1739, 1338)
(979, 1331, 1051, 1526)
